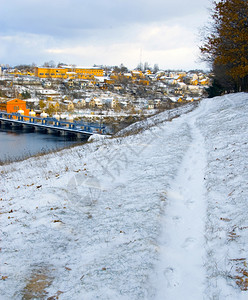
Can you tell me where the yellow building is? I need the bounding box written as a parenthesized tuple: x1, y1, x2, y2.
(131, 70, 145, 78)
(7, 69, 35, 77)
(34, 66, 103, 80)
(199, 78, 209, 85)
(191, 79, 199, 86)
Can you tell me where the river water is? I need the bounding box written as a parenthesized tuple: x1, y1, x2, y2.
(0, 126, 85, 164)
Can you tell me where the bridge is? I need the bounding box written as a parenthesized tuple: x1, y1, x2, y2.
(0, 112, 106, 139)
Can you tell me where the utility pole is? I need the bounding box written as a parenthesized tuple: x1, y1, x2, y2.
(139, 48, 143, 71)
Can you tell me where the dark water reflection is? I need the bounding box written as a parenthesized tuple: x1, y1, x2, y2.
(0, 125, 85, 163)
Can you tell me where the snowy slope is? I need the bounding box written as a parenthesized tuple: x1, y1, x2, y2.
(0, 94, 248, 299)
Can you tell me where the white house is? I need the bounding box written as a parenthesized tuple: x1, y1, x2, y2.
(102, 97, 118, 109)
(73, 99, 86, 108)
(187, 85, 201, 93)
(36, 89, 61, 101)
(94, 98, 103, 108)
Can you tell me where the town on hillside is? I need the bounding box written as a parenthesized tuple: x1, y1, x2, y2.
(0, 63, 210, 133)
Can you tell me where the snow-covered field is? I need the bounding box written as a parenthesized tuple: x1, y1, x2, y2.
(0, 93, 248, 299)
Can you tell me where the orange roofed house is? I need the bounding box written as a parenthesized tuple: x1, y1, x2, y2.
(0, 98, 30, 115)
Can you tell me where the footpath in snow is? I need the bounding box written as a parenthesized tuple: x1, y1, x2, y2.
(0, 94, 248, 299)
(153, 108, 207, 300)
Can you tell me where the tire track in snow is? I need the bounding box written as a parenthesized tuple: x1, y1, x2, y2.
(154, 112, 207, 300)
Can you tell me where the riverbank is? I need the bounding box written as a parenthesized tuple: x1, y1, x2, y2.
(0, 102, 196, 165)
(0, 127, 86, 165)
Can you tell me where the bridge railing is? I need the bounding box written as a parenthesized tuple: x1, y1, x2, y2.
(0, 112, 106, 134)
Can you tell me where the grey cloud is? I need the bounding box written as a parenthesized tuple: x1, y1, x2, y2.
(0, 0, 210, 69)
(1, 0, 210, 38)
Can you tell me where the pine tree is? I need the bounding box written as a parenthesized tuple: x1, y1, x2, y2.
(200, 0, 248, 92)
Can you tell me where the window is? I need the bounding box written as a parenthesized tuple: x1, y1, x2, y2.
(14, 106, 19, 110)
(39, 73, 44, 75)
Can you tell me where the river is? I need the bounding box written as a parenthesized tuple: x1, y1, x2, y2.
(0, 126, 85, 164)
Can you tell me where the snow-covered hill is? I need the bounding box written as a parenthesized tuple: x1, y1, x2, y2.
(0, 93, 248, 299)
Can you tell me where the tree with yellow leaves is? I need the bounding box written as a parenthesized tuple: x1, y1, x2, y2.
(200, 0, 248, 93)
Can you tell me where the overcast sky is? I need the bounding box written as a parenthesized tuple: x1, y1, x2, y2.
(0, 0, 212, 70)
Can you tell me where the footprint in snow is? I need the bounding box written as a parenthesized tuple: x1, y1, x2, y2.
(185, 199, 195, 208)
(172, 215, 182, 223)
(181, 237, 195, 249)
(163, 267, 179, 288)
(187, 175, 192, 181)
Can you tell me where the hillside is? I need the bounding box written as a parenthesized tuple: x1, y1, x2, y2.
(0, 93, 248, 299)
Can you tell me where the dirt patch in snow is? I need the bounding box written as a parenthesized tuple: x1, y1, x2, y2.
(22, 266, 54, 299)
